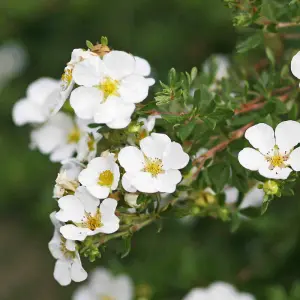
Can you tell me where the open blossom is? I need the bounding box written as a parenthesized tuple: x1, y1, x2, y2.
(48, 212, 87, 286)
(119, 133, 189, 193)
(134, 56, 155, 86)
(78, 155, 120, 198)
(12, 77, 61, 125)
(72, 268, 133, 300)
(183, 282, 255, 300)
(56, 186, 119, 241)
(30, 112, 100, 162)
(70, 51, 151, 129)
(238, 121, 300, 179)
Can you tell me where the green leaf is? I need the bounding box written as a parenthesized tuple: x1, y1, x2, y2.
(195, 84, 214, 111)
(266, 47, 276, 67)
(100, 36, 108, 46)
(86, 40, 94, 49)
(161, 114, 189, 124)
(261, 0, 277, 23)
(261, 195, 270, 215)
(207, 163, 231, 193)
(203, 117, 217, 130)
(236, 33, 263, 53)
(177, 120, 196, 141)
(191, 67, 198, 82)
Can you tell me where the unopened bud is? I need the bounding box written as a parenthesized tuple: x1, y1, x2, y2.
(263, 180, 279, 195)
(195, 188, 216, 207)
(127, 122, 141, 133)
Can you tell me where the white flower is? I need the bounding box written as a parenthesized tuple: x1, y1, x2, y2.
(30, 112, 99, 162)
(204, 54, 229, 81)
(56, 187, 119, 241)
(48, 212, 87, 286)
(224, 185, 264, 210)
(72, 268, 133, 300)
(119, 133, 189, 193)
(12, 77, 61, 126)
(70, 51, 151, 128)
(183, 282, 255, 300)
(61, 49, 97, 102)
(53, 159, 83, 198)
(291, 51, 300, 84)
(238, 121, 300, 179)
(78, 156, 120, 199)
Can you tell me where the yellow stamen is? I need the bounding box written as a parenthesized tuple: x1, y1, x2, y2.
(99, 77, 120, 100)
(68, 127, 81, 144)
(84, 210, 102, 231)
(270, 155, 285, 167)
(61, 69, 73, 90)
(144, 158, 164, 177)
(98, 170, 114, 186)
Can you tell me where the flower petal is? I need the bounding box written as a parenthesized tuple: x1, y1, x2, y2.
(75, 186, 100, 213)
(60, 224, 90, 241)
(78, 168, 99, 186)
(12, 99, 45, 125)
(70, 87, 102, 119)
(140, 133, 171, 159)
(155, 170, 182, 193)
(291, 51, 300, 79)
(131, 171, 157, 193)
(118, 146, 145, 173)
(162, 142, 189, 170)
(103, 51, 135, 80)
(56, 195, 85, 223)
(258, 161, 292, 179)
(134, 56, 151, 76)
(73, 55, 104, 86)
(240, 186, 264, 209)
(119, 74, 149, 103)
(121, 172, 137, 192)
(87, 185, 110, 199)
(70, 256, 88, 283)
(287, 147, 300, 171)
(238, 148, 265, 171)
(54, 260, 71, 286)
(50, 144, 76, 162)
(275, 120, 300, 152)
(245, 123, 275, 154)
(93, 96, 119, 124)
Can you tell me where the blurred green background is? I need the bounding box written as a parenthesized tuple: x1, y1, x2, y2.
(1, 0, 300, 299)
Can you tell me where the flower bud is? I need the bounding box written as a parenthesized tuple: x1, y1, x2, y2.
(127, 122, 141, 133)
(91, 44, 111, 57)
(195, 188, 216, 207)
(263, 180, 279, 195)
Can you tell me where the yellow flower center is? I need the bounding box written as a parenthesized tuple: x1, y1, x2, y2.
(61, 69, 73, 90)
(98, 170, 114, 186)
(100, 296, 115, 300)
(68, 127, 81, 144)
(270, 155, 284, 167)
(265, 147, 289, 170)
(84, 210, 102, 231)
(99, 77, 120, 100)
(144, 158, 164, 177)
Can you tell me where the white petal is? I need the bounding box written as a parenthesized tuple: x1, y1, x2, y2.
(121, 172, 137, 192)
(140, 133, 171, 159)
(86, 185, 110, 199)
(155, 170, 182, 193)
(56, 195, 85, 223)
(65, 239, 76, 252)
(118, 146, 145, 173)
(100, 198, 118, 216)
(259, 162, 292, 179)
(93, 96, 119, 124)
(50, 144, 76, 162)
(103, 51, 135, 80)
(287, 147, 300, 171)
(75, 186, 100, 213)
(71, 256, 88, 283)
(99, 198, 120, 234)
(70, 87, 102, 119)
(238, 148, 265, 171)
(131, 172, 157, 193)
(245, 123, 275, 154)
(73, 55, 104, 86)
(78, 168, 99, 186)
(27, 77, 60, 105)
(87, 156, 115, 172)
(182, 288, 207, 300)
(224, 187, 239, 204)
(240, 186, 264, 209)
(162, 142, 189, 170)
(112, 275, 134, 300)
(60, 224, 90, 241)
(146, 78, 155, 86)
(291, 51, 300, 79)
(53, 260, 71, 286)
(134, 56, 151, 76)
(12, 99, 45, 125)
(107, 117, 132, 129)
(275, 120, 300, 152)
(72, 287, 91, 300)
(119, 74, 149, 103)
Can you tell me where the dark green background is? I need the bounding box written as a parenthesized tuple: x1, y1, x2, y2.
(1, 0, 299, 299)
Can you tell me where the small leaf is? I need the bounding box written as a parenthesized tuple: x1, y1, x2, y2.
(207, 163, 231, 193)
(121, 235, 132, 258)
(236, 33, 263, 53)
(86, 40, 94, 49)
(261, 195, 270, 215)
(100, 36, 108, 46)
(203, 117, 217, 130)
(191, 67, 198, 81)
(177, 120, 196, 141)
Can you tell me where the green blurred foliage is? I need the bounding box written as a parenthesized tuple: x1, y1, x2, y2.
(1, 0, 300, 299)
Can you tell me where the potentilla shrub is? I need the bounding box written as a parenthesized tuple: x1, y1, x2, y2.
(12, 0, 300, 294)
